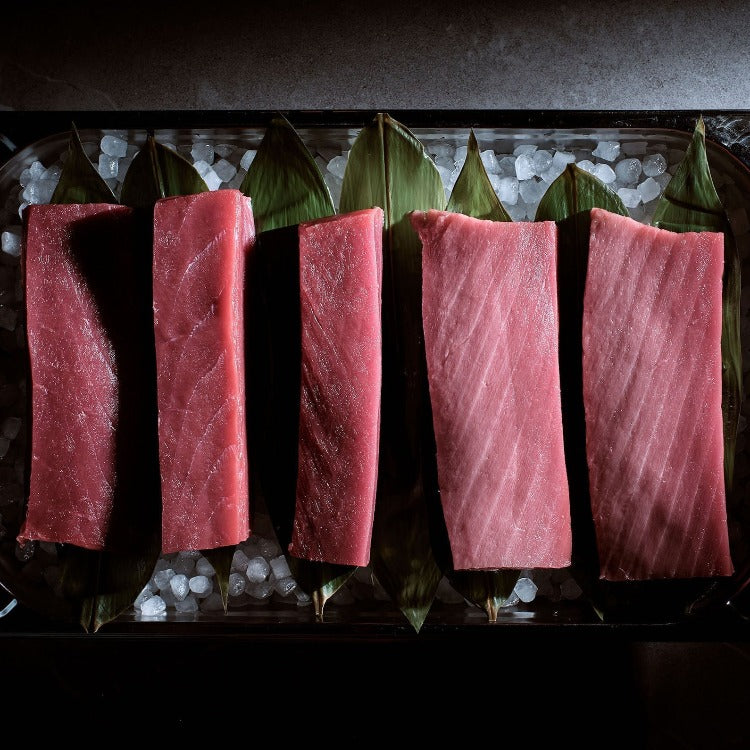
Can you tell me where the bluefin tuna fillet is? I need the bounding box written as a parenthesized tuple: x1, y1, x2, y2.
(153, 189, 254, 553)
(411, 210, 572, 570)
(21, 203, 154, 551)
(288, 207, 383, 567)
(583, 207, 733, 580)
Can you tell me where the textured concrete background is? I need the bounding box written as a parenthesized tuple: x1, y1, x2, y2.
(0, 0, 747, 111)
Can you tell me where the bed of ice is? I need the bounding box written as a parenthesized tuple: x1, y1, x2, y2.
(0, 126, 748, 623)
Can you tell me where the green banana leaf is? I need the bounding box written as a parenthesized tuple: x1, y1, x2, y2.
(240, 114, 334, 233)
(50, 124, 118, 205)
(120, 134, 208, 209)
(535, 164, 628, 619)
(243, 120, 347, 613)
(448, 570, 519, 622)
(652, 116, 742, 493)
(339, 113, 448, 632)
(202, 546, 235, 612)
(288, 558, 356, 620)
(444, 128, 519, 620)
(447, 130, 512, 221)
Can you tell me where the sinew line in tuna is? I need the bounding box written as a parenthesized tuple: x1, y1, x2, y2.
(583, 208, 733, 581)
(21, 203, 158, 551)
(153, 189, 254, 553)
(288, 207, 383, 567)
(412, 210, 572, 570)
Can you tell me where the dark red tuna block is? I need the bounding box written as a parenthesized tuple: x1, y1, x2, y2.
(21, 203, 154, 551)
(288, 207, 383, 567)
(583, 208, 733, 581)
(153, 189, 254, 553)
(412, 210, 571, 570)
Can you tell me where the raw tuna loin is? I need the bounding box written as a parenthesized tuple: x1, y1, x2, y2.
(288, 207, 383, 567)
(21, 203, 157, 551)
(583, 207, 733, 581)
(153, 189, 254, 553)
(412, 209, 572, 570)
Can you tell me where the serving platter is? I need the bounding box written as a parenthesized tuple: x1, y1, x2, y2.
(1, 109, 750, 639)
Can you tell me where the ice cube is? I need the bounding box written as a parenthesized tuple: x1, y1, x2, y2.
(515, 154, 535, 181)
(324, 172, 342, 208)
(519, 177, 547, 205)
(637, 176, 661, 203)
(454, 145, 468, 162)
(29, 161, 45, 180)
(269, 555, 292, 580)
(642, 153, 667, 177)
(1, 230, 21, 258)
(495, 176, 519, 206)
(514, 576, 538, 603)
(496, 156, 516, 176)
(134, 584, 155, 609)
(191, 142, 214, 164)
(195, 556, 215, 577)
(189, 574, 213, 597)
(553, 150, 576, 167)
(240, 150, 257, 171)
(247, 580, 274, 600)
(531, 149, 552, 176)
(212, 158, 237, 184)
(153, 567, 175, 591)
(617, 187, 641, 208)
(231, 548, 249, 572)
(257, 536, 281, 558)
(513, 144, 537, 156)
(436, 164, 453, 187)
(41, 165, 62, 182)
(140, 595, 167, 617)
(228, 572, 246, 597)
(169, 573, 190, 601)
(204, 168, 223, 191)
(506, 199, 528, 222)
(97, 155, 118, 180)
(327, 154, 348, 180)
(576, 159, 596, 174)
(100, 135, 128, 158)
(274, 576, 297, 597)
(480, 150, 499, 174)
(614, 157, 642, 184)
(435, 155, 455, 171)
(246, 555, 270, 583)
(592, 141, 620, 162)
(592, 163, 616, 184)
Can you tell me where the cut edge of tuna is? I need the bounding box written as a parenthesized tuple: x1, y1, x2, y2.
(583, 207, 733, 581)
(412, 209, 572, 571)
(288, 206, 384, 567)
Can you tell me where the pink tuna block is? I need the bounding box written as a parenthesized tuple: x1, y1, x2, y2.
(583, 208, 733, 580)
(412, 210, 572, 570)
(153, 189, 254, 553)
(288, 207, 383, 567)
(21, 203, 142, 550)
